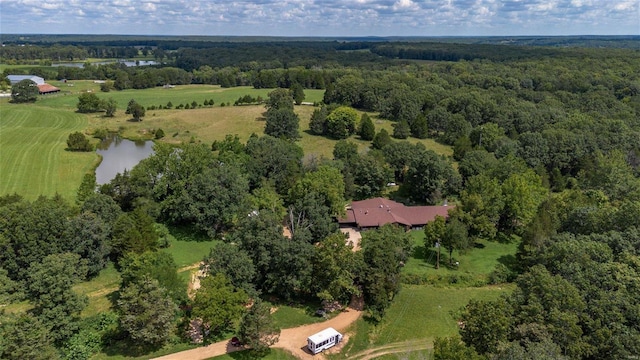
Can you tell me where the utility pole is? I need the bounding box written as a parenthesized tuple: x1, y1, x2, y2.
(435, 241, 440, 269)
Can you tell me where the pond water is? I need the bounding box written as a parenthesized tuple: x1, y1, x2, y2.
(95, 137, 154, 185)
(53, 60, 159, 68)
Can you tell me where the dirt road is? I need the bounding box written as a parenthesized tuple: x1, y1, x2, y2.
(152, 305, 362, 360)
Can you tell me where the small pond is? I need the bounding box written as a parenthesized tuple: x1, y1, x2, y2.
(95, 136, 154, 185)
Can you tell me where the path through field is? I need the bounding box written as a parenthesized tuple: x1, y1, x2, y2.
(152, 303, 363, 360)
(347, 340, 433, 360)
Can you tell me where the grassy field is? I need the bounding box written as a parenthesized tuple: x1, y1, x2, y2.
(0, 101, 100, 200)
(208, 348, 297, 360)
(402, 231, 519, 286)
(336, 285, 512, 359)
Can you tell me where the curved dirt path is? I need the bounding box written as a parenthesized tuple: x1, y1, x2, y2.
(348, 340, 433, 360)
(152, 305, 362, 360)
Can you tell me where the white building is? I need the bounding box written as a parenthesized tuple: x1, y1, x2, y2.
(7, 75, 45, 85)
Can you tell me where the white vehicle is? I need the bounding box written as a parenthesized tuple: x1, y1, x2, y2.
(307, 327, 342, 354)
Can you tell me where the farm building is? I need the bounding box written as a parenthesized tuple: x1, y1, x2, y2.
(338, 197, 452, 230)
(7, 75, 45, 85)
(7, 74, 60, 94)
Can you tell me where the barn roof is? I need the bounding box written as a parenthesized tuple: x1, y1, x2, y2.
(37, 84, 60, 94)
(339, 197, 452, 228)
(7, 75, 45, 85)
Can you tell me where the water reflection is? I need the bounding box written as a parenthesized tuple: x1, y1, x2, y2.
(95, 136, 154, 185)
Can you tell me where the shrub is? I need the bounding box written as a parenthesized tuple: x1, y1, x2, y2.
(67, 132, 92, 151)
(155, 128, 165, 139)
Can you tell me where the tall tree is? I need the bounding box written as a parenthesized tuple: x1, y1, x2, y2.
(191, 274, 248, 339)
(264, 107, 300, 140)
(10, 79, 38, 103)
(203, 243, 256, 295)
(119, 251, 186, 304)
(289, 82, 305, 105)
(0, 313, 59, 360)
(326, 106, 358, 139)
(117, 277, 178, 347)
(359, 113, 376, 141)
(424, 215, 446, 269)
(238, 298, 280, 356)
(27, 253, 88, 344)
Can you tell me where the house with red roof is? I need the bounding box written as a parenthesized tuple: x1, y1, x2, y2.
(338, 197, 452, 230)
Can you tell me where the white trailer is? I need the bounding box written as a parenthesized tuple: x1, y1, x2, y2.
(307, 327, 342, 354)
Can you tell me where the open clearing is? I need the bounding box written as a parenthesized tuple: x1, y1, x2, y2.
(0, 102, 99, 200)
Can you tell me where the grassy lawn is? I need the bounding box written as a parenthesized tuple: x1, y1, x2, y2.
(401, 230, 518, 286)
(209, 348, 298, 360)
(270, 302, 328, 329)
(337, 285, 513, 358)
(161, 236, 220, 269)
(0, 101, 100, 201)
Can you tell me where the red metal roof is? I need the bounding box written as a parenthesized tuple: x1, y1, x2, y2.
(37, 84, 60, 94)
(339, 197, 452, 228)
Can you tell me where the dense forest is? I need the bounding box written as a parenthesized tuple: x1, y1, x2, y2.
(2, 37, 640, 359)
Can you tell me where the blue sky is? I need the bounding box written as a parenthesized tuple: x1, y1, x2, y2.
(1, 0, 638, 36)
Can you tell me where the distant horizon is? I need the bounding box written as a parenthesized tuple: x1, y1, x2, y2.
(1, 0, 638, 37)
(3, 34, 639, 39)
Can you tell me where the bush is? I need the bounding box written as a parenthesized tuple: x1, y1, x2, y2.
(155, 128, 165, 139)
(67, 132, 92, 151)
(93, 128, 109, 140)
(488, 263, 515, 284)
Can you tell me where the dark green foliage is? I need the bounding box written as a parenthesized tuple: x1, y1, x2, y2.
(111, 208, 158, 260)
(311, 233, 361, 304)
(125, 99, 145, 121)
(459, 297, 513, 354)
(392, 120, 410, 139)
(264, 107, 300, 140)
(0, 313, 60, 360)
(119, 251, 186, 304)
(191, 274, 248, 338)
(372, 128, 392, 150)
(289, 82, 305, 105)
(63, 212, 110, 278)
(0, 267, 21, 304)
(351, 155, 392, 200)
(410, 115, 429, 139)
(103, 98, 117, 117)
(11, 79, 38, 103)
(361, 225, 412, 321)
(265, 88, 294, 111)
(402, 149, 461, 204)
(238, 298, 280, 357)
(0, 197, 73, 282)
(76, 172, 97, 203)
(359, 113, 376, 140)
(433, 336, 484, 360)
(203, 243, 256, 294)
(117, 277, 178, 347)
(309, 106, 329, 135)
(67, 131, 92, 151)
(27, 253, 88, 344)
(245, 135, 303, 195)
(154, 128, 165, 139)
(77, 93, 103, 113)
(333, 139, 358, 163)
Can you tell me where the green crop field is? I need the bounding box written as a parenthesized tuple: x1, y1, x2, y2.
(0, 101, 99, 200)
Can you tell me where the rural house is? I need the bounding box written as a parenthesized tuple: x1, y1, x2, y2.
(338, 197, 452, 230)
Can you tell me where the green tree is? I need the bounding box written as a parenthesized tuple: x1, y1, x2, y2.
(433, 336, 483, 360)
(238, 298, 280, 356)
(392, 120, 411, 139)
(442, 218, 471, 265)
(352, 155, 392, 200)
(0, 313, 59, 360)
(11, 79, 38, 103)
(67, 131, 92, 151)
(410, 115, 429, 139)
(119, 251, 186, 304)
(333, 140, 358, 164)
(191, 274, 248, 338)
(203, 243, 256, 295)
(359, 113, 376, 140)
(63, 212, 110, 277)
(117, 277, 178, 347)
(126, 99, 145, 121)
(361, 225, 412, 320)
(312, 233, 360, 303)
(403, 149, 460, 204)
(0, 267, 21, 304)
(500, 170, 548, 234)
(309, 106, 329, 135)
(289, 165, 345, 216)
(265, 88, 294, 111)
(424, 215, 446, 269)
(264, 107, 300, 140)
(77, 93, 103, 113)
(76, 172, 97, 204)
(289, 82, 305, 105)
(372, 128, 392, 150)
(102, 97, 117, 117)
(459, 297, 513, 354)
(27, 253, 88, 344)
(326, 106, 358, 139)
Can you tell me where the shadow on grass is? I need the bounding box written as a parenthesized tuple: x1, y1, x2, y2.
(168, 224, 212, 242)
(497, 254, 518, 270)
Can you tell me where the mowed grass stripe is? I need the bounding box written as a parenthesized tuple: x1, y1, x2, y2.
(0, 104, 97, 200)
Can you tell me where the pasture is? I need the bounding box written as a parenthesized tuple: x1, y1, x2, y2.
(0, 102, 99, 200)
